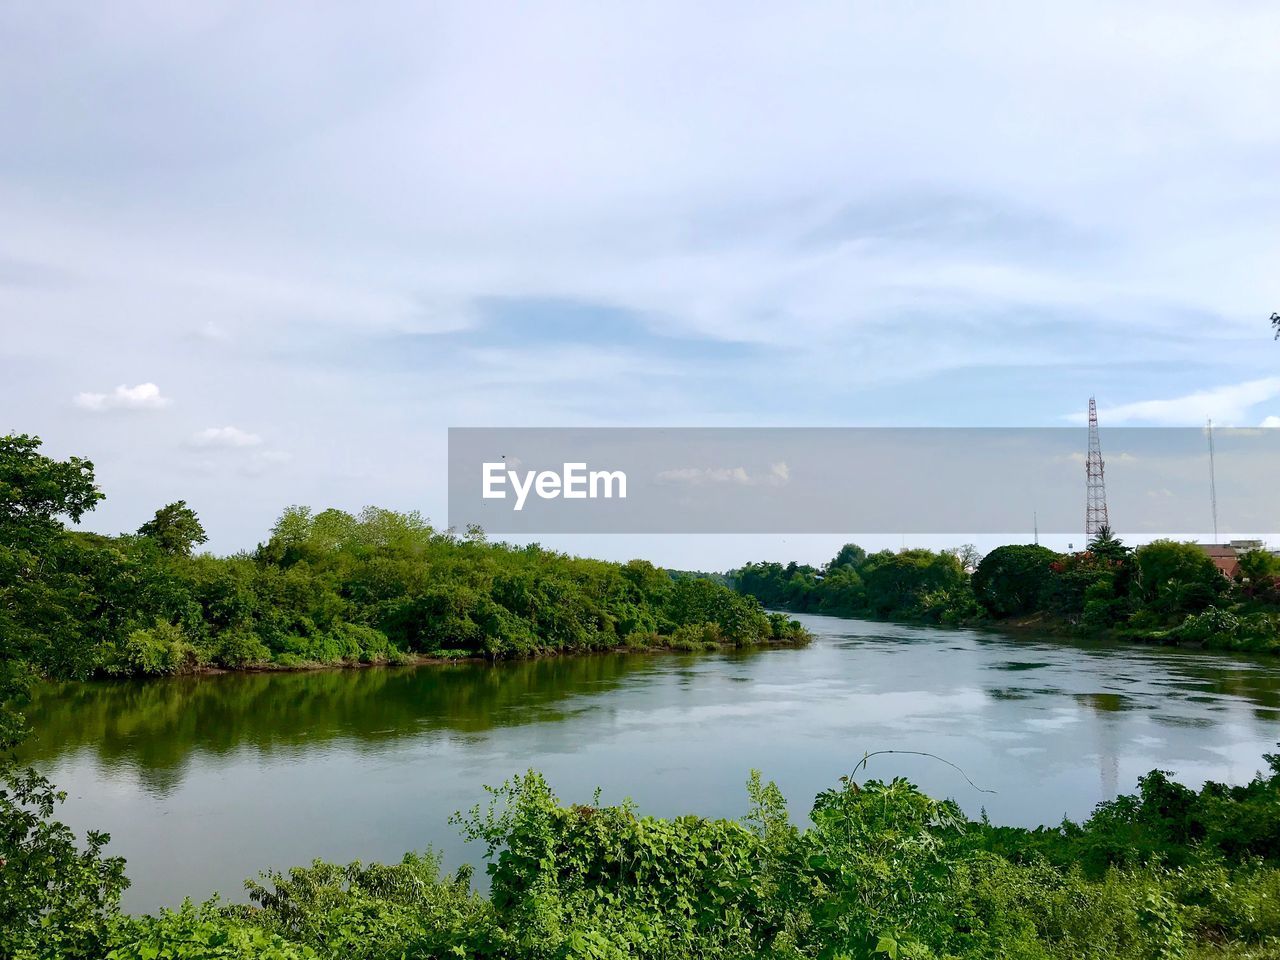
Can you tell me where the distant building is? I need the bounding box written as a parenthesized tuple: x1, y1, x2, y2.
(1197, 540, 1265, 579)
(1198, 544, 1240, 578)
(1229, 539, 1265, 552)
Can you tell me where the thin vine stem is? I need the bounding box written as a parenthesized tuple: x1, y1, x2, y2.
(849, 750, 996, 794)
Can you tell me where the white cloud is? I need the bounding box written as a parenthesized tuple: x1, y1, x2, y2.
(73, 382, 169, 411)
(190, 426, 263, 448)
(1068, 379, 1280, 426)
(658, 466, 752, 486)
(1262, 416, 1280, 428)
(655, 462, 790, 487)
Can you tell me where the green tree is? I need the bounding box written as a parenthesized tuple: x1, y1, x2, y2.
(1087, 524, 1130, 564)
(269, 505, 313, 546)
(1238, 549, 1280, 585)
(0, 436, 127, 958)
(860, 549, 966, 618)
(972, 545, 1061, 618)
(137, 500, 208, 556)
(0, 434, 104, 745)
(309, 508, 359, 551)
(945, 543, 984, 573)
(817, 565, 866, 615)
(825, 543, 867, 573)
(0, 768, 128, 960)
(1134, 540, 1225, 616)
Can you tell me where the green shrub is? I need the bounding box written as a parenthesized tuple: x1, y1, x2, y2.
(278, 623, 396, 665)
(1236, 613, 1280, 652)
(0, 765, 128, 960)
(213, 629, 270, 668)
(241, 852, 499, 960)
(338, 623, 394, 663)
(1172, 607, 1241, 645)
(920, 584, 982, 624)
(667, 622, 720, 651)
(107, 901, 318, 959)
(118, 622, 203, 676)
(622, 629, 658, 649)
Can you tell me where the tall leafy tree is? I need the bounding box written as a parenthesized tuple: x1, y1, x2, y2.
(825, 543, 867, 573)
(1237, 549, 1280, 585)
(137, 500, 208, 557)
(0, 435, 127, 958)
(860, 549, 966, 617)
(971, 544, 1060, 618)
(0, 435, 103, 745)
(1134, 539, 1225, 615)
(1086, 524, 1129, 564)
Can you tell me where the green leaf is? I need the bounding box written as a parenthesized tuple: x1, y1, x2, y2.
(875, 934, 900, 958)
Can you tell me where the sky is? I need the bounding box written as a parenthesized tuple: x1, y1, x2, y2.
(2, 1, 1279, 567)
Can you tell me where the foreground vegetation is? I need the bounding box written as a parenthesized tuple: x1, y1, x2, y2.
(735, 533, 1280, 654)
(4, 749, 1279, 959)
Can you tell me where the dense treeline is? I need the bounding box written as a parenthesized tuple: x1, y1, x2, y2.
(734, 530, 1280, 653)
(736, 544, 977, 624)
(0, 434, 807, 691)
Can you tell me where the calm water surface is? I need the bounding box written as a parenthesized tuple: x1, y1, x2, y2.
(23, 614, 1280, 912)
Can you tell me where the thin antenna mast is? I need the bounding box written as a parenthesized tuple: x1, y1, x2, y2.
(1207, 418, 1218, 542)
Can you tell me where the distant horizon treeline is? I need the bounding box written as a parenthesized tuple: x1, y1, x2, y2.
(732, 532, 1280, 652)
(0, 434, 808, 691)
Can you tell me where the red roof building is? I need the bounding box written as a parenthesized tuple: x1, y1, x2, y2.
(1198, 544, 1240, 579)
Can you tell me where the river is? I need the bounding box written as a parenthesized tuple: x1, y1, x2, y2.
(21, 613, 1280, 913)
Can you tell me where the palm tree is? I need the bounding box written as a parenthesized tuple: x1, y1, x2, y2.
(1087, 524, 1129, 563)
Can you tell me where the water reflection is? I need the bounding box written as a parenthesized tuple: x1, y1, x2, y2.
(22, 614, 1280, 913)
(21, 652, 714, 794)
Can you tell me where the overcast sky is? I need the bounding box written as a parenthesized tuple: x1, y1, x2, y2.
(3, 1, 1279, 565)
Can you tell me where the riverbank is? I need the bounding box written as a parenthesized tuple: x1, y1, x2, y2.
(732, 542, 1280, 660)
(734, 540, 1280, 657)
(778, 604, 1263, 656)
(156, 628, 814, 678)
(977, 609, 1280, 656)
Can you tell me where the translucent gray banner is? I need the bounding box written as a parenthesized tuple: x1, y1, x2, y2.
(447, 427, 1280, 535)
